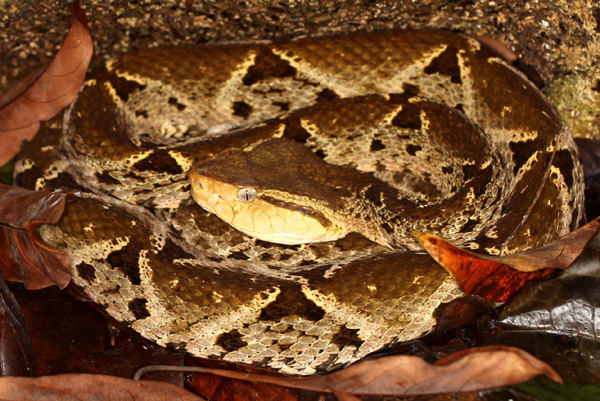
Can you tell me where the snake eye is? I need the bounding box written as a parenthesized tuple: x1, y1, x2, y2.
(237, 188, 258, 203)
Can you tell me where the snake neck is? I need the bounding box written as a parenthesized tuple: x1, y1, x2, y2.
(345, 166, 498, 251)
(343, 177, 426, 251)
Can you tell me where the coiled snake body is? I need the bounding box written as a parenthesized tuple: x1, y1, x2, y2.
(15, 30, 584, 375)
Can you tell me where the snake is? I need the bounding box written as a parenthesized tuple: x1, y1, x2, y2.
(14, 29, 584, 375)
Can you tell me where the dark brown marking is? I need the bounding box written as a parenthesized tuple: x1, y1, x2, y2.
(106, 246, 141, 286)
(273, 101, 290, 112)
(168, 97, 186, 111)
(331, 326, 364, 350)
(165, 341, 186, 350)
(424, 45, 462, 84)
(132, 151, 183, 175)
(391, 102, 422, 130)
(381, 222, 394, 235)
(442, 166, 453, 174)
(462, 163, 478, 179)
(315, 88, 340, 104)
(216, 329, 247, 352)
(230, 251, 249, 260)
(129, 298, 151, 320)
(553, 149, 575, 189)
(280, 118, 314, 143)
(160, 238, 200, 262)
(459, 218, 480, 233)
(363, 185, 385, 208)
(275, 342, 292, 353)
(406, 144, 422, 156)
(320, 353, 344, 372)
(314, 149, 326, 159)
(232, 101, 253, 118)
(509, 139, 540, 175)
(103, 66, 147, 102)
(95, 170, 120, 186)
(76, 262, 96, 283)
(402, 83, 420, 96)
(370, 139, 386, 151)
(255, 240, 299, 252)
(259, 286, 326, 322)
(242, 50, 297, 86)
(135, 109, 149, 118)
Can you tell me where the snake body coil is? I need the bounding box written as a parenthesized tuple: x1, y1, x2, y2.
(15, 30, 583, 375)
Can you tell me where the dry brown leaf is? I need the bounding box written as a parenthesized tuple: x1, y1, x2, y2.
(332, 389, 361, 401)
(0, 374, 202, 401)
(139, 345, 561, 397)
(491, 217, 600, 271)
(0, 5, 93, 166)
(0, 184, 78, 289)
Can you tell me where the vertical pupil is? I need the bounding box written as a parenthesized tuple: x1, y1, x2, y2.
(238, 188, 256, 202)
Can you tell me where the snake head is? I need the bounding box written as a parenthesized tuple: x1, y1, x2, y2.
(189, 138, 350, 245)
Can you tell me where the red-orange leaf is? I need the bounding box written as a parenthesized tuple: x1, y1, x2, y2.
(0, 184, 78, 289)
(413, 232, 553, 301)
(413, 218, 600, 301)
(0, 5, 92, 166)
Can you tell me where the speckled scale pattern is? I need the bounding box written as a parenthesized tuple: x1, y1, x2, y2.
(14, 29, 584, 375)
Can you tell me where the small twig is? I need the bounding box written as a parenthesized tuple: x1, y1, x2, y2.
(0, 221, 27, 231)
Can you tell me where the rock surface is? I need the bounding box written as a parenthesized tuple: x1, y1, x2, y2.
(1, 0, 599, 138)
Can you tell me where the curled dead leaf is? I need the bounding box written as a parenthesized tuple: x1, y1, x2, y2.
(413, 218, 600, 301)
(0, 4, 93, 166)
(137, 345, 561, 397)
(0, 184, 79, 290)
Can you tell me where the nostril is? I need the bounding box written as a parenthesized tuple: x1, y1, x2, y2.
(196, 181, 203, 189)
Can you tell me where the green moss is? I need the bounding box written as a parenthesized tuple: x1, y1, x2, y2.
(0, 158, 14, 185)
